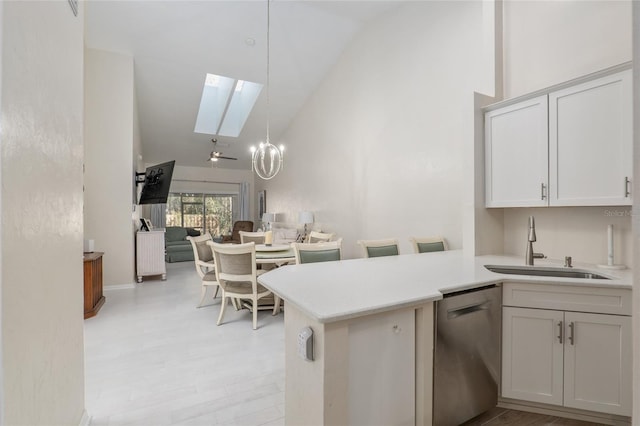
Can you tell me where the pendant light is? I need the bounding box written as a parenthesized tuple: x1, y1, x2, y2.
(251, 0, 284, 180)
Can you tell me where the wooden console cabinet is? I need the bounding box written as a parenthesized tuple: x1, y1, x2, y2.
(83, 252, 105, 319)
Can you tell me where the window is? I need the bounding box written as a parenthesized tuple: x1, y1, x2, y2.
(194, 73, 263, 137)
(166, 193, 238, 236)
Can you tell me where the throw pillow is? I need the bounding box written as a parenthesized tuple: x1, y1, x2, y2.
(186, 228, 201, 237)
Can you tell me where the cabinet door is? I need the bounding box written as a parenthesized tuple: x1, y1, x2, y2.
(549, 70, 632, 206)
(136, 231, 166, 276)
(502, 307, 563, 405)
(485, 96, 548, 207)
(348, 309, 415, 426)
(563, 312, 631, 416)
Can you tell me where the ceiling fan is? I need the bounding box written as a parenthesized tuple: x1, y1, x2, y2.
(208, 139, 237, 162)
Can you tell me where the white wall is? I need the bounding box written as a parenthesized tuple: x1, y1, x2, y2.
(258, 1, 485, 259)
(500, 0, 632, 266)
(1, 1, 85, 423)
(503, 0, 631, 99)
(84, 49, 136, 286)
(504, 207, 632, 267)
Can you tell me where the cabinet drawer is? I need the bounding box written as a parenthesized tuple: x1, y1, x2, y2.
(503, 282, 631, 316)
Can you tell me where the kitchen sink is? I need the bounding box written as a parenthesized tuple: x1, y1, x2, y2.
(484, 264, 611, 280)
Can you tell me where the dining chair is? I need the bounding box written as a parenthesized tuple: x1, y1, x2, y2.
(293, 239, 343, 265)
(221, 220, 254, 244)
(409, 236, 448, 254)
(186, 233, 219, 308)
(239, 231, 266, 244)
(357, 238, 400, 258)
(306, 231, 335, 243)
(209, 242, 280, 330)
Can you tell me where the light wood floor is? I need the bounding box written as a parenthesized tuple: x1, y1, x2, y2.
(85, 262, 605, 426)
(462, 406, 606, 426)
(84, 262, 285, 425)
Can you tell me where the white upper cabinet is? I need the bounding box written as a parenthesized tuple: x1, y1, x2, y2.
(549, 70, 632, 206)
(485, 66, 632, 208)
(485, 96, 549, 207)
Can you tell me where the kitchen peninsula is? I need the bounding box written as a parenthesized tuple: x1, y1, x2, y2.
(258, 250, 632, 426)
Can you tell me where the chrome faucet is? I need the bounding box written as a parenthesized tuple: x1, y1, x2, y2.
(525, 216, 545, 265)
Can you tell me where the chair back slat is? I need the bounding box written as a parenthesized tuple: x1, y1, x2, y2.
(367, 244, 399, 258)
(299, 249, 341, 264)
(240, 231, 266, 244)
(357, 238, 400, 258)
(293, 240, 343, 265)
(195, 240, 214, 262)
(217, 252, 253, 275)
(409, 236, 448, 254)
(307, 231, 335, 243)
(416, 241, 445, 253)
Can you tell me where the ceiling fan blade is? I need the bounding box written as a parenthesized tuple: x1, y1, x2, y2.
(218, 156, 238, 160)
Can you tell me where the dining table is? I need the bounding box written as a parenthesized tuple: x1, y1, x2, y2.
(254, 243, 296, 266)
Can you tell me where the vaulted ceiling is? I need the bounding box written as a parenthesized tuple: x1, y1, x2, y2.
(85, 1, 403, 170)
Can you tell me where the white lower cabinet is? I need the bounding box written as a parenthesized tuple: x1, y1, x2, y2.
(136, 230, 167, 282)
(563, 311, 632, 416)
(348, 309, 415, 426)
(502, 285, 632, 417)
(502, 307, 564, 405)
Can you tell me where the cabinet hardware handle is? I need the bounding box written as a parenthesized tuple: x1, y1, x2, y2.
(625, 177, 631, 198)
(541, 183, 547, 200)
(447, 302, 490, 319)
(569, 322, 575, 345)
(557, 321, 563, 344)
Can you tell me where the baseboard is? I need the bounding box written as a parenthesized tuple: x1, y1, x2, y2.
(79, 409, 91, 426)
(498, 398, 631, 425)
(103, 283, 136, 291)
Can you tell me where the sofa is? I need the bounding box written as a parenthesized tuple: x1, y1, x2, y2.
(165, 226, 201, 262)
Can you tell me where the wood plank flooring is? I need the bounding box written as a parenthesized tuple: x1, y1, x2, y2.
(84, 262, 285, 425)
(462, 407, 606, 425)
(85, 261, 606, 425)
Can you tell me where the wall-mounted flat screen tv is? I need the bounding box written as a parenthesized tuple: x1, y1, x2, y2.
(138, 160, 175, 205)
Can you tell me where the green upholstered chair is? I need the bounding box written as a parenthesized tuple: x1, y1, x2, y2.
(187, 233, 219, 307)
(208, 241, 280, 330)
(409, 236, 448, 254)
(357, 238, 400, 258)
(293, 239, 343, 265)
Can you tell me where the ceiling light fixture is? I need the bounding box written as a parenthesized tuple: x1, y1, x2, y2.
(251, 0, 284, 180)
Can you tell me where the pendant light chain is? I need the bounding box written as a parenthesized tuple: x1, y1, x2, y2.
(251, 0, 283, 180)
(266, 0, 270, 144)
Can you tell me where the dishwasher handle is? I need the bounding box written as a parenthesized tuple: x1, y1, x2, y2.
(447, 301, 491, 319)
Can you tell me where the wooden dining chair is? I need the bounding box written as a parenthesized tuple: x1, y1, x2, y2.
(357, 238, 400, 258)
(186, 233, 219, 308)
(409, 236, 448, 254)
(306, 231, 335, 243)
(239, 231, 266, 244)
(293, 239, 343, 265)
(209, 242, 280, 330)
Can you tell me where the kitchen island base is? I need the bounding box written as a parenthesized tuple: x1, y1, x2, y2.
(284, 303, 434, 426)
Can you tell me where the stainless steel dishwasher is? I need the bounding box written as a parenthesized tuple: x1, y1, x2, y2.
(433, 284, 501, 425)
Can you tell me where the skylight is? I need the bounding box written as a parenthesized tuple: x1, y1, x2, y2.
(194, 73, 262, 137)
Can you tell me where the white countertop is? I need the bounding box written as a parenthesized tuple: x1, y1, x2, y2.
(258, 250, 632, 324)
